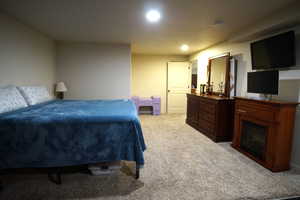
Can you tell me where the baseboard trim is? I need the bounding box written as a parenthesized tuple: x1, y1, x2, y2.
(272, 196, 300, 200)
(291, 162, 300, 171)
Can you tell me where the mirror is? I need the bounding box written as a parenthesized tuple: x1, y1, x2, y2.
(191, 60, 198, 93)
(208, 53, 230, 97)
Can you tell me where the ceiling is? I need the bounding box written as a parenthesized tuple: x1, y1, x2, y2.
(0, 0, 298, 55)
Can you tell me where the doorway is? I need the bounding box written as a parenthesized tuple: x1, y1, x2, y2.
(167, 61, 191, 113)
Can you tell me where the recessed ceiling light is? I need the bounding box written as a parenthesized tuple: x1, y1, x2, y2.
(214, 19, 224, 25)
(211, 19, 225, 27)
(180, 44, 189, 51)
(146, 10, 161, 23)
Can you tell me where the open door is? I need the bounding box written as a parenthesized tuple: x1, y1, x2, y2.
(167, 61, 191, 113)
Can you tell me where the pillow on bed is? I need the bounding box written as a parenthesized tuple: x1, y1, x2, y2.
(18, 86, 53, 106)
(0, 86, 28, 114)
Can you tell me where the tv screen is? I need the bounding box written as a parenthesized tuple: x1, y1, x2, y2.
(251, 31, 295, 70)
(247, 70, 279, 95)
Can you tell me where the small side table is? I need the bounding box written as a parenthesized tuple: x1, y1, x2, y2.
(132, 96, 161, 115)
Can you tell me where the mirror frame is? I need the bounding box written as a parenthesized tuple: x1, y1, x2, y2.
(191, 59, 198, 94)
(208, 53, 231, 97)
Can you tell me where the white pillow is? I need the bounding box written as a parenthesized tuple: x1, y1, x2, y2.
(0, 86, 28, 114)
(18, 86, 53, 106)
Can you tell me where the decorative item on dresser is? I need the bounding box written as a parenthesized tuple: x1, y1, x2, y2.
(186, 93, 234, 142)
(232, 97, 299, 172)
(55, 82, 67, 100)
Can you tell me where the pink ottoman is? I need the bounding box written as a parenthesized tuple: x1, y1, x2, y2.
(131, 96, 161, 115)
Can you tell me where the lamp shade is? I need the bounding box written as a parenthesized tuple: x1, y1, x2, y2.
(56, 82, 67, 92)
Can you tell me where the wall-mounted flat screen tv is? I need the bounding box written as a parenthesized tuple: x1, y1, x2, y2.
(251, 31, 295, 70)
(247, 70, 279, 95)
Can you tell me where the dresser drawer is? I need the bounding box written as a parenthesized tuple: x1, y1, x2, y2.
(199, 102, 216, 114)
(236, 104, 276, 122)
(198, 118, 215, 134)
(198, 110, 215, 122)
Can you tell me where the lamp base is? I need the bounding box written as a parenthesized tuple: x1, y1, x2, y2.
(57, 92, 64, 100)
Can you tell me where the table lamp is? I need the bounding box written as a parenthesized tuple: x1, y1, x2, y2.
(56, 82, 67, 99)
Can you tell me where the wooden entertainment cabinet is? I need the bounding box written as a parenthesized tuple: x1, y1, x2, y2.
(232, 97, 298, 172)
(186, 93, 234, 142)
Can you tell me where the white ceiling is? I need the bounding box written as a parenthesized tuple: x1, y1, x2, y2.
(0, 0, 298, 55)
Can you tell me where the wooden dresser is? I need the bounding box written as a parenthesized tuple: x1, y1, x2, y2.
(232, 97, 298, 172)
(186, 93, 235, 142)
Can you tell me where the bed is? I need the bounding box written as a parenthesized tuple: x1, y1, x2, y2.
(0, 86, 146, 185)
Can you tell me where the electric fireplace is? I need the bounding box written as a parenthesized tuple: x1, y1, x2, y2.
(232, 97, 298, 172)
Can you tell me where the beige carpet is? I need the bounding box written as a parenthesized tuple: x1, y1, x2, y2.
(1, 114, 300, 200)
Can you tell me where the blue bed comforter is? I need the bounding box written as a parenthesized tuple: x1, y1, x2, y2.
(0, 99, 146, 169)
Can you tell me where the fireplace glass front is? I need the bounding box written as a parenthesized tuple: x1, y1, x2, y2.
(240, 121, 267, 161)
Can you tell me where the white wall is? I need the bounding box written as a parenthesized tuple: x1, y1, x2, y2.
(0, 13, 56, 92)
(190, 26, 300, 169)
(56, 43, 131, 100)
(132, 54, 188, 113)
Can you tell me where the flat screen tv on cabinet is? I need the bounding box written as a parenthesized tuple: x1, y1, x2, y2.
(247, 70, 279, 95)
(251, 31, 295, 70)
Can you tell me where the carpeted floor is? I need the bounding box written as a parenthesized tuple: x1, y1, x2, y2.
(1, 114, 300, 200)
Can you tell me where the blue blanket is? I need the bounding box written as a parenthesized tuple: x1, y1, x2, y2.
(0, 100, 146, 169)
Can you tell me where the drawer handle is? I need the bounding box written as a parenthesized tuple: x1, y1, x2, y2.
(237, 109, 247, 113)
